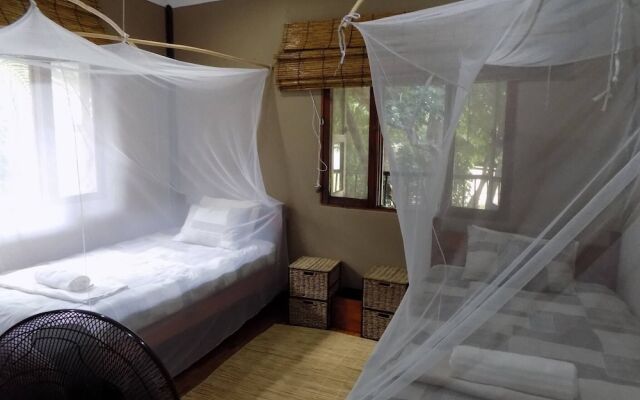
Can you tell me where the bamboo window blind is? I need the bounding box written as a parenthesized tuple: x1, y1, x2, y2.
(276, 15, 389, 91)
(0, 0, 105, 38)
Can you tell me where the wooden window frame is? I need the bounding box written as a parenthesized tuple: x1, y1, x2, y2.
(320, 87, 391, 211)
(320, 83, 516, 217)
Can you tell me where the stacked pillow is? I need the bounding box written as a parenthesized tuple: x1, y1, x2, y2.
(174, 197, 261, 250)
(463, 225, 578, 293)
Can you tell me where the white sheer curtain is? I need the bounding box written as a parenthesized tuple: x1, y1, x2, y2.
(349, 1, 640, 399)
(0, 4, 285, 375)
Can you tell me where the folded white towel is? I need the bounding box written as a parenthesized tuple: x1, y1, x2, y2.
(34, 269, 92, 292)
(0, 268, 127, 304)
(420, 364, 553, 400)
(450, 346, 578, 400)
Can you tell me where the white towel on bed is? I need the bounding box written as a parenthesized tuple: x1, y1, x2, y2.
(420, 364, 553, 400)
(34, 269, 91, 292)
(0, 268, 126, 304)
(450, 346, 578, 400)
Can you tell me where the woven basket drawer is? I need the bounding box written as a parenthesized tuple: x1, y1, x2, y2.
(289, 297, 329, 329)
(289, 257, 340, 301)
(363, 279, 407, 313)
(362, 308, 393, 341)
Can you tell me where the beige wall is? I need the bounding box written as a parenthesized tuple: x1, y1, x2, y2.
(169, 0, 449, 288)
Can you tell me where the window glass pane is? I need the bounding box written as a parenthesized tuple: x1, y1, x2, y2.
(0, 60, 41, 200)
(52, 63, 97, 198)
(383, 84, 447, 207)
(452, 81, 507, 210)
(330, 87, 370, 199)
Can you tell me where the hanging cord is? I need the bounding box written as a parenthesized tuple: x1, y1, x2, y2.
(57, 68, 90, 304)
(337, 12, 361, 66)
(122, 0, 126, 32)
(593, 0, 624, 111)
(309, 91, 328, 190)
(432, 225, 448, 323)
(431, 225, 447, 266)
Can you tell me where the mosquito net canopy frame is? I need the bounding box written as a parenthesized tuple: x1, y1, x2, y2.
(0, 4, 285, 376)
(349, 0, 640, 399)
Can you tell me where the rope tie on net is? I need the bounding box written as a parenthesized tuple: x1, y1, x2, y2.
(593, 0, 624, 112)
(338, 12, 361, 65)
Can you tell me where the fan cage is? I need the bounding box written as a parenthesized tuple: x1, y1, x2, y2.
(0, 309, 179, 400)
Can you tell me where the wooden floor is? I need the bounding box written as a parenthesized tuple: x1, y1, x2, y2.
(174, 294, 288, 396)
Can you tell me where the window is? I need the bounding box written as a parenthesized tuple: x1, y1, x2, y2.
(321, 87, 391, 209)
(321, 82, 512, 214)
(0, 60, 98, 204)
(449, 81, 509, 212)
(0, 60, 99, 235)
(51, 63, 98, 198)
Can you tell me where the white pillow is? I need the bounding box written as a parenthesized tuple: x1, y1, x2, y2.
(174, 205, 230, 247)
(463, 225, 505, 281)
(463, 225, 578, 293)
(175, 197, 261, 249)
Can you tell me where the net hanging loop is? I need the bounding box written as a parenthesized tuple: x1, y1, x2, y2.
(338, 12, 361, 65)
(593, 0, 624, 111)
(338, 0, 365, 65)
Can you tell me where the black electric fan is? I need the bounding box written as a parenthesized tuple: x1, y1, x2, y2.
(0, 309, 179, 400)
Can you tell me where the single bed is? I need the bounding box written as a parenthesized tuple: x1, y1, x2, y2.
(402, 264, 640, 400)
(0, 231, 282, 375)
(389, 223, 640, 400)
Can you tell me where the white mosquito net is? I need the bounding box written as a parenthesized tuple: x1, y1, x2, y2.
(0, 4, 286, 376)
(349, 0, 640, 399)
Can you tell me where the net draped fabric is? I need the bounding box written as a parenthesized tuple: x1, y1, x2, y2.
(0, 4, 285, 376)
(349, 0, 640, 399)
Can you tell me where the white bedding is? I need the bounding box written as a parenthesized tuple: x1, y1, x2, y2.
(0, 232, 276, 334)
(404, 265, 640, 400)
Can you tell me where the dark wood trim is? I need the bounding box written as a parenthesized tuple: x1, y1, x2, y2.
(320, 88, 332, 204)
(498, 80, 518, 220)
(164, 6, 175, 59)
(367, 86, 383, 208)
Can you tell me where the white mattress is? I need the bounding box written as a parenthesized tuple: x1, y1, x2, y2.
(0, 232, 276, 334)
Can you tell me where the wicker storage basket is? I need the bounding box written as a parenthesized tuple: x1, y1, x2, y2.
(362, 308, 393, 340)
(289, 297, 330, 329)
(363, 265, 408, 313)
(289, 256, 341, 301)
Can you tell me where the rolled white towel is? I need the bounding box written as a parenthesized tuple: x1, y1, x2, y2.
(35, 269, 92, 292)
(450, 345, 578, 400)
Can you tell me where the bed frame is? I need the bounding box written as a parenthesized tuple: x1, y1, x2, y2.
(431, 221, 621, 290)
(138, 265, 281, 348)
